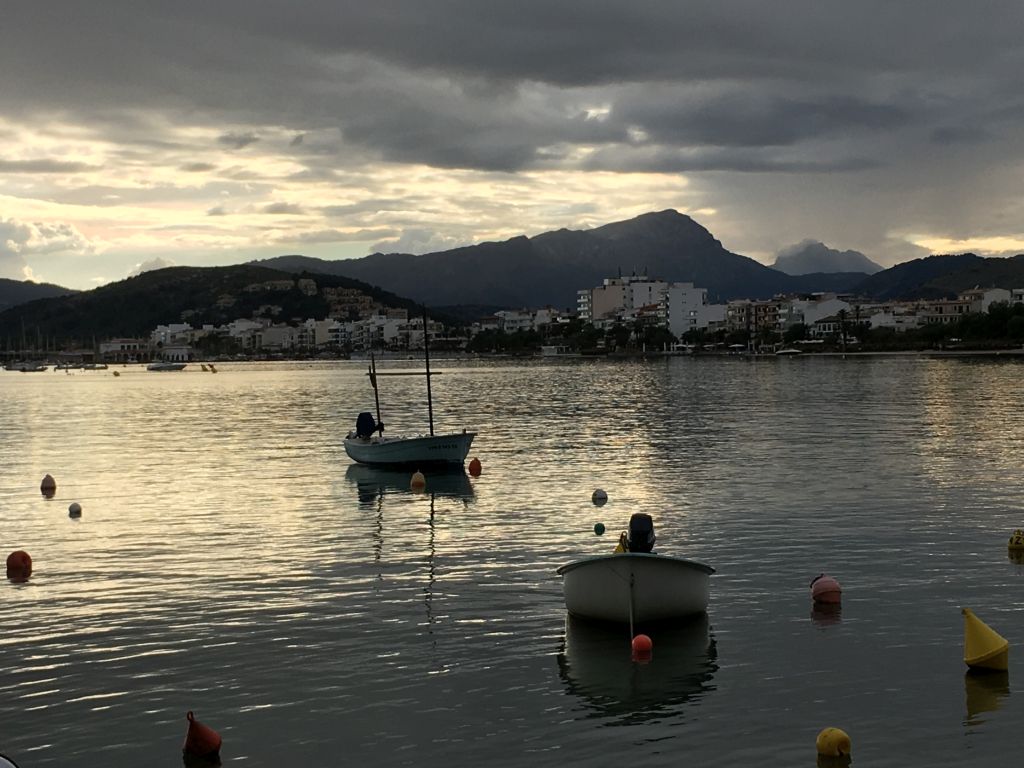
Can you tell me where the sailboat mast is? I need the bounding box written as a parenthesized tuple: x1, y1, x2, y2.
(370, 353, 383, 429)
(423, 306, 435, 436)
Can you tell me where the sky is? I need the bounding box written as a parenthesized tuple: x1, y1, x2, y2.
(3, 1, 1024, 289)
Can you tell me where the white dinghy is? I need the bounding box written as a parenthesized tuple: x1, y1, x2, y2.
(557, 514, 714, 625)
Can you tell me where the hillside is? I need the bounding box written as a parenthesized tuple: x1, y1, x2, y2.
(850, 253, 1024, 299)
(0, 265, 431, 346)
(0, 277, 77, 312)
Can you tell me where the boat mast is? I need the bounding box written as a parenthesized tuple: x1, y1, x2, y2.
(369, 353, 383, 430)
(423, 306, 435, 436)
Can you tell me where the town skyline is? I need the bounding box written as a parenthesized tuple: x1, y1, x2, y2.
(3, 3, 1024, 289)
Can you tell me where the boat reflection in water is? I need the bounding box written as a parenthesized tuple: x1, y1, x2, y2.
(344, 463, 475, 505)
(557, 614, 717, 723)
(964, 669, 1010, 727)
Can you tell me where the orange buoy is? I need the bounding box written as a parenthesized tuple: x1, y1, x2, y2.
(183, 711, 222, 760)
(631, 633, 653, 662)
(6, 551, 32, 581)
(468, 457, 482, 477)
(810, 574, 842, 604)
(40, 474, 56, 498)
(410, 471, 426, 491)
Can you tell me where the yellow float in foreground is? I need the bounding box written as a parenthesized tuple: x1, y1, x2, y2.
(962, 607, 1009, 671)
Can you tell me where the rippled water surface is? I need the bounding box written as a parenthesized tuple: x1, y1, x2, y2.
(3, 356, 1024, 766)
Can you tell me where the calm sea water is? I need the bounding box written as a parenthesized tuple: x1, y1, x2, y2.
(2, 356, 1024, 767)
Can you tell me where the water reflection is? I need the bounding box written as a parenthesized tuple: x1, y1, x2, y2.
(557, 614, 717, 724)
(964, 669, 1010, 726)
(810, 603, 843, 628)
(344, 463, 475, 504)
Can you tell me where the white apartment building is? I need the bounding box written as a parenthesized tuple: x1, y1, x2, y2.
(662, 282, 727, 337)
(495, 310, 533, 333)
(582, 275, 670, 324)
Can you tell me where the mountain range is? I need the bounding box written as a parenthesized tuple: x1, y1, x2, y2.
(3, 210, 1024, 344)
(255, 210, 870, 307)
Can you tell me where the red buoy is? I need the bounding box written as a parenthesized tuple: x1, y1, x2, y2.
(811, 574, 842, 604)
(631, 633, 653, 662)
(6, 551, 32, 581)
(468, 457, 482, 477)
(183, 711, 222, 760)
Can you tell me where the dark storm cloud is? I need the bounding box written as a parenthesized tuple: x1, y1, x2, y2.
(6, 1, 1022, 173)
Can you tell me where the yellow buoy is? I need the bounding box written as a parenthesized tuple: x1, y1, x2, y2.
(1008, 529, 1024, 551)
(410, 471, 426, 491)
(962, 607, 1009, 671)
(815, 727, 851, 757)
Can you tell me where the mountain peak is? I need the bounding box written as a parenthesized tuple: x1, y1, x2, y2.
(772, 240, 882, 275)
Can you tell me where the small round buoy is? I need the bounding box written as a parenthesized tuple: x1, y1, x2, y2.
(410, 471, 426, 491)
(0, 752, 24, 768)
(592, 489, 608, 506)
(1008, 529, 1024, 551)
(631, 633, 653, 662)
(468, 457, 482, 477)
(810, 574, 842, 604)
(112, 370, 120, 377)
(40, 474, 56, 497)
(594, 522, 606, 536)
(815, 727, 851, 757)
(68, 502, 82, 518)
(6, 550, 32, 581)
(183, 711, 222, 760)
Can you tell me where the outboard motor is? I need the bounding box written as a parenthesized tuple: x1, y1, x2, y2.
(627, 513, 656, 553)
(355, 411, 378, 438)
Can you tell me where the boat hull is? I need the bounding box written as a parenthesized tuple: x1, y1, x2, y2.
(343, 431, 475, 467)
(557, 553, 713, 623)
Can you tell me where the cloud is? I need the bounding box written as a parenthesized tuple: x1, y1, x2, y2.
(0, 159, 101, 173)
(128, 256, 177, 277)
(4, 3, 1024, 287)
(262, 202, 305, 215)
(218, 131, 260, 149)
(371, 228, 473, 255)
(0, 217, 92, 279)
(279, 228, 396, 244)
(181, 162, 217, 172)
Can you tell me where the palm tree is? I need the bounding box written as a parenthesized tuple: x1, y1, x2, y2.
(837, 309, 848, 353)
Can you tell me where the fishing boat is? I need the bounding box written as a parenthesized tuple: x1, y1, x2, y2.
(147, 361, 187, 371)
(4, 361, 48, 372)
(344, 309, 474, 467)
(556, 514, 714, 625)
